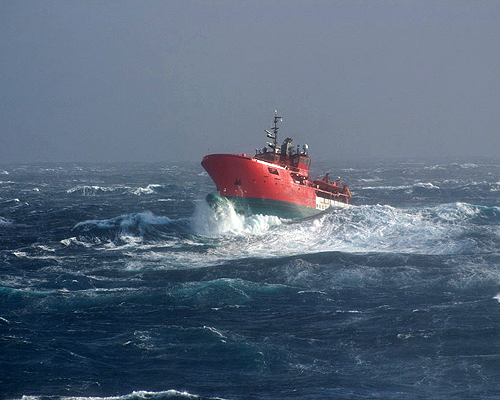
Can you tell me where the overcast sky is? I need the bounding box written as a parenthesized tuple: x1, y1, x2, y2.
(1, 1, 499, 163)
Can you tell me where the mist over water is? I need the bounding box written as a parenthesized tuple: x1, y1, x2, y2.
(1, 160, 500, 399)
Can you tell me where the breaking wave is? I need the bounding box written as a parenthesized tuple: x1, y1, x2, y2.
(361, 182, 440, 191)
(62, 201, 500, 271)
(16, 389, 219, 399)
(71, 211, 192, 246)
(67, 184, 185, 197)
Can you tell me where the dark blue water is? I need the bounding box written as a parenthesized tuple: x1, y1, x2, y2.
(1, 160, 500, 399)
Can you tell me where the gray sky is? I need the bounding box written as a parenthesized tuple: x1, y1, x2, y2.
(1, 1, 499, 163)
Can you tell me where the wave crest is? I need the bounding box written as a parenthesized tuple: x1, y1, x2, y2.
(71, 211, 190, 246)
(18, 389, 209, 399)
(63, 201, 499, 269)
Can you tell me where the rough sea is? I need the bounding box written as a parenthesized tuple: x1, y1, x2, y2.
(1, 159, 500, 400)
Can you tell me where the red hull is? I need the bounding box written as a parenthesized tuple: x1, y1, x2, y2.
(202, 153, 315, 206)
(202, 153, 349, 217)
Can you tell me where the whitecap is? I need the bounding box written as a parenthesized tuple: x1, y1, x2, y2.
(36, 244, 55, 252)
(361, 185, 412, 190)
(424, 164, 446, 171)
(60, 237, 96, 248)
(27, 389, 205, 399)
(66, 185, 125, 196)
(74, 211, 173, 231)
(125, 261, 145, 271)
(132, 184, 163, 195)
(358, 178, 382, 183)
(413, 182, 440, 189)
(459, 163, 479, 169)
(432, 202, 482, 223)
(203, 325, 228, 339)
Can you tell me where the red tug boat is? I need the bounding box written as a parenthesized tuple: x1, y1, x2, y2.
(201, 111, 351, 219)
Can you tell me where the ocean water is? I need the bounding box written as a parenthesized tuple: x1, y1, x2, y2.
(1, 159, 500, 399)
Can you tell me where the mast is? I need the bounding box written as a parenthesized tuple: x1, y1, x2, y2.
(265, 110, 282, 154)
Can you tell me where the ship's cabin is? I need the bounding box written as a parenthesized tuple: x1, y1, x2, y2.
(254, 111, 311, 173)
(255, 138, 310, 172)
(292, 154, 311, 170)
